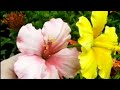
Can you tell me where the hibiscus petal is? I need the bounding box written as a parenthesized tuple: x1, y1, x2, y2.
(91, 11, 108, 38)
(14, 55, 59, 79)
(45, 62, 60, 79)
(79, 49, 97, 79)
(17, 23, 44, 56)
(47, 47, 80, 78)
(41, 18, 71, 54)
(93, 26, 118, 79)
(93, 47, 112, 79)
(94, 26, 118, 50)
(76, 16, 93, 51)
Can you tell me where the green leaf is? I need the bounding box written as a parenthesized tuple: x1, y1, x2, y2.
(113, 71, 120, 79)
(1, 38, 11, 47)
(1, 50, 6, 55)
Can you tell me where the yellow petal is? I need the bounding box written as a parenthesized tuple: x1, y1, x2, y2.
(94, 26, 118, 50)
(118, 43, 120, 54)
(91, 11, 108, 38)
(93, 47, 112, 79)
(76, 16, 93, 51)
(79, 49, 97, 79)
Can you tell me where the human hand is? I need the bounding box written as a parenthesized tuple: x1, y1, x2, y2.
(1, 53, 21, 79)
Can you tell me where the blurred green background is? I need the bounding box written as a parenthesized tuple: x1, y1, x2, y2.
(0, 11, 120, 79)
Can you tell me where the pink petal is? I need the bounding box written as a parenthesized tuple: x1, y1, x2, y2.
(41, 18, 71, 55)
(14, 55, 59, 79)
(45, 62, 60, 79)
(17, 23, 44, 56)
(47, 47, 80, 78)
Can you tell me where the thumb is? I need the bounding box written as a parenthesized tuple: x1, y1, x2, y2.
(1, 53, 21, 79)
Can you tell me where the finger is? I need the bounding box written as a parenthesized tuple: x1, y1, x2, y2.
(0, 53, 21, 79)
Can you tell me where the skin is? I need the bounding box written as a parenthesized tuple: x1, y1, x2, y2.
(1, 53, 21, 79)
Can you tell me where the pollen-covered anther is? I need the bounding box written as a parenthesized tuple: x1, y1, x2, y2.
(48, 36, 56, 44)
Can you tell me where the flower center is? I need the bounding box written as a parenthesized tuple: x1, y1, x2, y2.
(42, 36, 56, 60)
(42, 42, 52, 60)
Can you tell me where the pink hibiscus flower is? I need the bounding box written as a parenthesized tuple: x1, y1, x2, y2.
(14, 18, 80, 79)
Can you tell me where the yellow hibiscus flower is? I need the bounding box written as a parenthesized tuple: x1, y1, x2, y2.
(76, 11, 120, 79)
